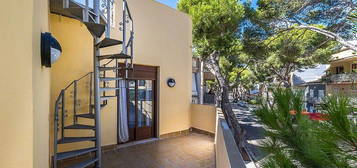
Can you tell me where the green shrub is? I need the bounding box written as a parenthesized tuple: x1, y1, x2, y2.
(256, 88, 356, 168)
(249, 99, 258, 104)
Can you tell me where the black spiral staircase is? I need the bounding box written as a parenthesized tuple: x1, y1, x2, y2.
(50, 0, 134, 167)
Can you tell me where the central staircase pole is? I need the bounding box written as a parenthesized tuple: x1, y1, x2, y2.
(94, 37, 101, 168)
(93, 0, 101, 167)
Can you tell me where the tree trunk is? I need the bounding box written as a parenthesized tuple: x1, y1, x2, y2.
(258, 83, 264, 97)
(206, 51, 245, 150)
(265, 83, 274, 108)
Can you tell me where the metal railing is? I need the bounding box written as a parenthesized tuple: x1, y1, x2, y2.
(53, 71, 112, 162)
(97, 0, 134, 78)
(64, 0, 115, 37)
(53, 72, 93, 142)
(121, 0, 134, 73)
(63, 0, 134, 62)
(328, 73, 357, 83)
(100, 0, 115, 37)
(53, 73, 113, 158)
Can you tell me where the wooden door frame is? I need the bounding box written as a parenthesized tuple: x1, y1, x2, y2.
(154, 67, 160, 139)
(117, 64, 159, 144)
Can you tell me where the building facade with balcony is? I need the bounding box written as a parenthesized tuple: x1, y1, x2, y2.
(326, 43, 357, 97)
(292, 44, 357, 112)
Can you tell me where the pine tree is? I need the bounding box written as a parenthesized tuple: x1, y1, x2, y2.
(256, 88, 357, 168)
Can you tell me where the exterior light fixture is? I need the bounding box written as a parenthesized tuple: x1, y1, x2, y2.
(167, 78, 176, 87)
(41, 32, 62, 67)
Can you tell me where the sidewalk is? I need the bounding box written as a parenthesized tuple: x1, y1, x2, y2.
(233, 106, 267, 167)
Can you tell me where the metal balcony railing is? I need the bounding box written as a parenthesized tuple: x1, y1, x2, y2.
(328, 73, 357, 83)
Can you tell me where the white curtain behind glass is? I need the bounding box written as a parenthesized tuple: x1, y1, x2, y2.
(118, 80, 129, 142)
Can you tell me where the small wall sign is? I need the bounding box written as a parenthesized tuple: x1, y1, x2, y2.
(167, 78, 176, 87)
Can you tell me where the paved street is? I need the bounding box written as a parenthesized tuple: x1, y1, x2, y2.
(232, 105, 267, 165)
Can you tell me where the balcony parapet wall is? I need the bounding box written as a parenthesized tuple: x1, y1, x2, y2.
(215, 109, 247, 168)
(328, 73, 357, 83)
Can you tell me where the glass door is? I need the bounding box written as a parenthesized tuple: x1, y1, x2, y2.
(127, 80, 136, 141)
(126, 80, 155, 141)
(136, 80, 154, 140)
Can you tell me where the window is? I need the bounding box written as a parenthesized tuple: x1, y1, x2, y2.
(352, 64, 357, 72)
(138, 80, 146, 86)
(318, 90, 324, 98)
(336, 66, 344, 74)
(310, 89, 314, 98)
(318, 90, 324, 102)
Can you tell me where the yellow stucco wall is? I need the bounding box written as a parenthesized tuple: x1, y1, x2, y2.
(191, 104, 217, 133)
(33, 0, 51, 167)
(329, 57, 357, 74)
(0, 0, 50, 167)
(49, 0, 192, 152)
(130, 0, 193, 135)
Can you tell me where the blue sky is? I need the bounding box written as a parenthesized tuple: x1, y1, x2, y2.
(155, 0, 258, 9)
(293, 65, 330, 83)
(155, 0, 178, 8)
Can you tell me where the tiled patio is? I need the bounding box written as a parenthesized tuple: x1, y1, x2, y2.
(102, 133, 215, 168)
(60, 133, 216, 168)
